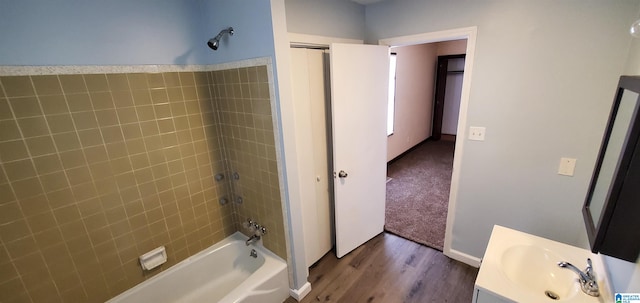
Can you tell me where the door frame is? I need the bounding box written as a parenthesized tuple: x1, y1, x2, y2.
(380, 26, 481, 267)
(433, 54, 466, 141)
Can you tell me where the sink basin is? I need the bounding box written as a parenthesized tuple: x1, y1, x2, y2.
(475, 225, 611, 303)
(500, 245, 579, 301)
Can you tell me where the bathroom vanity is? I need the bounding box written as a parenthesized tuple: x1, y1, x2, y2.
(473, 225, 611, 303)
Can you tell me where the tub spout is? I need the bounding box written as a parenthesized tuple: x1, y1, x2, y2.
(246, 234, 260, 246)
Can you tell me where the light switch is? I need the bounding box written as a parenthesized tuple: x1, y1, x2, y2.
(558, 158, 577, 176)
(469, 126, 486, 141)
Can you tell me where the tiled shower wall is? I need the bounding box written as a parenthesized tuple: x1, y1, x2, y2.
(0, 64, 286, 303)
(211, 67, 286, 258)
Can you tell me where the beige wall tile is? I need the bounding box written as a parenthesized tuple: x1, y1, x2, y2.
(1, 76, 35, 97)
(113, 91, 135, 108)
(71, 111, 99, 130)
(0, 99, 13, 120)
(39, 95, 69, 115)
(52, 132, 81, 152)
(0, 67, 285, 302)
(0, 120, 22, 141)
(91, 92, 115, 110)
(9, 96, 42, 118)
(17, 116, 49, 138)
(31, 75, 63, 96)
(47, 114, 75, 134)
(107, 74, 130, 92)
(146, 73, 165, 89)
(66, 93, 93, 112)
(84, 74, 110, 92)
(59, 75, 87, 94)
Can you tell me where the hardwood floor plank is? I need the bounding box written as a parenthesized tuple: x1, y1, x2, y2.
(284, 233, 479, 303)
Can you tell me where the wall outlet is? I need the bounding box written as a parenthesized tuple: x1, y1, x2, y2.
(469, 126, 486, 141)
(558, 158, 577, 176)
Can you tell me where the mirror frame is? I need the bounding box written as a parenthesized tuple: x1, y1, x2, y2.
(583, 75, 640, 262)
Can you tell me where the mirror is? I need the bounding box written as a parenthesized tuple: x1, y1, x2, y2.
(583, 76, 640, 262)
(588, 89, 638, 226)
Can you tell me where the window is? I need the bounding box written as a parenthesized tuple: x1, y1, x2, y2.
(388, 53, 397, 136)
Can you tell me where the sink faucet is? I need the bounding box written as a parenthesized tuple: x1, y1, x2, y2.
(557, 258, 599, 297)
(245, 234, 261, 246)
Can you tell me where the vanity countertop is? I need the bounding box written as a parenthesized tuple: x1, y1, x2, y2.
(475, 225, 612, 303)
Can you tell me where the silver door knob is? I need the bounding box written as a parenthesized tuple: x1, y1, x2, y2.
(338, 170, 348, 178)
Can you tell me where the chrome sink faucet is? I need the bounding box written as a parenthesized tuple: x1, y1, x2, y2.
(557, 258, 599, 297)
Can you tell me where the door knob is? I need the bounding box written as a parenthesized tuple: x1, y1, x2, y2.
(338, 170, 348, 178)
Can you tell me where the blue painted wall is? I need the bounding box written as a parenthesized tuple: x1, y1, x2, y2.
(198, 1, 275, 65)
(0, 0, 275, 66)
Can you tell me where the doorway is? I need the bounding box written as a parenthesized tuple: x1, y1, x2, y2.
(384, 42, 465, 251)
(380, 26, 479, 266)
(287, 26, 479, 273)
(433, 54, 466, 141)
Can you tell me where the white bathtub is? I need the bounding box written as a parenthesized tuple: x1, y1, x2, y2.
(107, 232, 289, 303)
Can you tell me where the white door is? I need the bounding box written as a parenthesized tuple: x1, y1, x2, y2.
(289, 48, 333, 265)
(330, 43, 389, 258)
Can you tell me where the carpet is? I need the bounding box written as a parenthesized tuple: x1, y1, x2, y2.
(385, 140, 454, 251)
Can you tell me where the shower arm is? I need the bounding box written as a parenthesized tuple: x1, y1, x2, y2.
(215, 27, 234, 40)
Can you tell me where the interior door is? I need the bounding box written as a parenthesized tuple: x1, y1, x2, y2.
(289, 47, 333, 266)
(330, 43, 389, 258)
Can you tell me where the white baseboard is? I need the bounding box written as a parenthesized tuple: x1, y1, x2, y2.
(289, 282, 312, 301)
(445, 248, 482, 268)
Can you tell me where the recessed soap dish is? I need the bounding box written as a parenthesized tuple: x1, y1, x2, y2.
(139, 246, 167, 270)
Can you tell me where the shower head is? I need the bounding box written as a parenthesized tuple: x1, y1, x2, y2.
(207, 27, 234, 51)
(207, 38, 220, 50)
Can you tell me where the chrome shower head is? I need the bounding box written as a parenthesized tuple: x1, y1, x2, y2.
(207, 38, 219, 50)
(207, 27, 234, 51)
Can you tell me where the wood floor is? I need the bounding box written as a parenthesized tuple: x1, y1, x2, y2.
(284, 232, 479, 303)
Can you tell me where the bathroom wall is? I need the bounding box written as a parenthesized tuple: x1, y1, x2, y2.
(284, 0, 365, 40)
(0, 0, 208, 65)
(0, 70, 239, 302)
(211, 65, 287, 259)
(198, 0, 277, 66)
(366, 0, 639, 259)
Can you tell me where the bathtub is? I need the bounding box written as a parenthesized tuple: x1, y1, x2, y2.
(107, 232, 289, 303)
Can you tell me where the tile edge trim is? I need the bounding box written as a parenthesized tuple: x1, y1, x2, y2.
(0, 57, 272, 76)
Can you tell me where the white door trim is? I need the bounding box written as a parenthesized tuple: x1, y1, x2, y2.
(379, 26, 481, 267)
(288, 33, 364, 47)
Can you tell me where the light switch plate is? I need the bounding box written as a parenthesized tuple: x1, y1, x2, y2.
(469, 126, 486, 141)
(558, 158, 577, 176)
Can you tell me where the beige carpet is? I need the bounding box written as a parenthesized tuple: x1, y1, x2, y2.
(385, 140, 454, 251)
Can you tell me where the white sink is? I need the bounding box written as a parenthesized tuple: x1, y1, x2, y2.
(475, 225, 611, 303)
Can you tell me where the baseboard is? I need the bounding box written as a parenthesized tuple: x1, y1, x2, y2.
(289, 282, 312, 301)
(441, 134, 456, 142)
(444, 248, 482, 268)
(387, 137, 432, 164)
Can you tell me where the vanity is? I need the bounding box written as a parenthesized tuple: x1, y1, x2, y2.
(473, 225, 611, 303)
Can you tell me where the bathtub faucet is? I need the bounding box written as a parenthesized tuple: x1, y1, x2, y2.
(245, 234, 261, 246)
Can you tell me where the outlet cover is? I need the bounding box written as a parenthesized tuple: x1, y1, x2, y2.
(469, 126, 486, 141)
